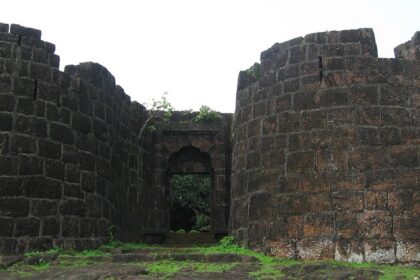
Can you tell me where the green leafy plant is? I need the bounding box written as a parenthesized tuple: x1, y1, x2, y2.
(138, 92, 174, 141)
(194, 105, 222, 122)
(170, 174, 210, 231)
(245, 62, 261, 81)
(107, 225, 116, 243)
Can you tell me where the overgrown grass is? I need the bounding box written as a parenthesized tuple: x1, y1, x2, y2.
(145, 260, 235, 275)
(100, 241, 161, 250)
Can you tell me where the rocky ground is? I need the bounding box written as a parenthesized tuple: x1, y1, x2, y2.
(0, 240, 419, 279)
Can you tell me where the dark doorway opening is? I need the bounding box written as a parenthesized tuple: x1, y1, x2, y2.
(169, 174, 211, 232)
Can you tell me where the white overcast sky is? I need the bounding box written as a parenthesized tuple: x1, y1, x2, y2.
(2, 0, 419, 112)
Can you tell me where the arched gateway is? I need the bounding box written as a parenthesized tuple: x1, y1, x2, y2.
(140, 113, 232, 242)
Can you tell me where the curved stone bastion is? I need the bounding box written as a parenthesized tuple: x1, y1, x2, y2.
(230, 28, 420, 263)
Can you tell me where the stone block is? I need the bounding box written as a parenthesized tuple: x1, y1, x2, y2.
(10, 24, 41, 39)
(0, 133, 9, 155)
(0, 218, 13, 237)
(303, 213, 334, 237)
(15, 218, 40, 236)
(393, 214, 420, 240)
(388, 190, 413, 214)
(355, 107, 381, 126)
(278, 111, 300, 133)
(79, 218, 98, 238)
(0, 113, 13, 131)
(336, 212, 358, 238)
(395, 169, 419, 189)
(288, 132, 311, 152)
(16, 97, 34, 115)
(346, 57, 378, 71)
(262, 116, 277, 135)
(278, 194, 307, 215)
(348, 147, 388, 171)
(357, 210, 393, 239)
(320, 87, 349, 107)
(59, 199, 86, 217)
(286, 215, 303, 240)
(325, 57, 345, 70)
(359, 127, 377, 145)
(50, 123, 74, 144)
(293, 90, 319, 111)
(63, 145, 78, 164)
(297, 238, 334, 259)
(267, 241, 295, 258)
(0, 42, 13, 58)
(92, 119, 108, 141)
(64, 183, 84, 199)
(286, 151, 314, 173)
(0, 177, 22, 196)
(81, 171, 95, 193)
(306, 193, 332, 213)
(365, 191, 387, 210)
(246, 152, 261, 169)
(16, 116, 47, 137)
(331, 127, 358, 147)
(18, 154, 43, 175)
(61, 216, 79, 237)
(321, 43, 345, 57)
(45, 159, 65, 180)
(396, 240, 420, 262)
(29, 63, 52, 82)
(0, 94, 15, 112)
(365, 169, 396, 191)
(364, 239, 395, 264)
(284, 78, 299, 93)
(38, 138, 61, 159)
(75, 133, 98, 154)
(72, 112, 92, 134)
(381, 107, 411, 127)
(32, 48, 49, 64)
(350, 84, 378, 105)
(65, 164, 80, 184)
(0, 156, 18, 175)
(300, 110, 327, 130)
(289, 45, 306, 64)
(332, 192, 364, 211)
(31, 200, 57, 217)
(327, 107, 354, 126)
(11, 134, 36, 155)
(23, 176, 62, 199)
(86, 194, 102, 218)
(248, 169, 280, 193)
(231, 199, 248, 229)
(0, 198, 29, 217)
(335, 238, 364, 262)
(249, 192, 277, 222)
(380, 86, 409, 106)
(379, 127, 401, 145)
(390, 145, 418, 168)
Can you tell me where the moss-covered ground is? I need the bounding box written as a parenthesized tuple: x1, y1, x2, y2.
(0, 237, 419, 279)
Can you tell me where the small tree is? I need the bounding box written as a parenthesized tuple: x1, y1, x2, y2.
(137, 92, 173, 141)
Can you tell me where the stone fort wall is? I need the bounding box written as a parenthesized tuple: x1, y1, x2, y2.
(0, 23, 232, 255)
(230, 29, 420, 263)
(0, 23, 151, 253)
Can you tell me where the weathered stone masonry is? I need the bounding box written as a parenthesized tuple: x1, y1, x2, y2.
(0, 23, 418, 264)
(0, 23, 232, 254)
(230, 29, 420, 263)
